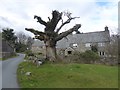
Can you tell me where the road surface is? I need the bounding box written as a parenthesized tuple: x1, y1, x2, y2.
(1, 53, 25, 89)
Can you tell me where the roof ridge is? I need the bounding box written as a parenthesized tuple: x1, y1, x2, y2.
(76, 30, 106, 35)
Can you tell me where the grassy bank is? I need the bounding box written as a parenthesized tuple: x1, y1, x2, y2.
(17, 62, 118, 88)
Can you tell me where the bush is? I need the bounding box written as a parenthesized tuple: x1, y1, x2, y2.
(25, 50, 32, 55)
(91, 45, 98, 52)
(63, 50, 100, 64)
(80, 50, 100, 60)
(38, 52, 43, 55)
(24, 50, 34, 59)
(15, 43, 27, 52)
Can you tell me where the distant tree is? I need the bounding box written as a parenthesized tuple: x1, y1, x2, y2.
(106, 34, 118, 60)
(25, 10, 81, 61)
(15, 42, 27, 52)
(26, 36, 34, 50)
(15, 32, 34, 52)
(2, 28, 17, 48)
(16, 32, 27, 44)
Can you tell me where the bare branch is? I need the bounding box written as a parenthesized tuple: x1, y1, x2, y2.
(34, 35, 44, 41)
(34, 15, 47, 26)
(48, 17, 51, 21)
(25, 28, 45, 36)
(45, 10, 62, 31)
(55, 24, 81, 41)
(52, 10, 62, 20)
(56, 17, 80, 33)
(61, 19, 63, 24)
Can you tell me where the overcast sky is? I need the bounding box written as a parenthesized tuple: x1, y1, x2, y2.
(0, 0, 119, 36)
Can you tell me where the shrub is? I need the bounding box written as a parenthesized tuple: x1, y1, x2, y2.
(80, 50, 100, 60)
(64, 50, 100, 64)
(91, 45, 98, 53)
(24, 50, 34, 59)
(25, 50, 33, 55)
(15, 43, 27, 52)
(38, 52, 43, 55)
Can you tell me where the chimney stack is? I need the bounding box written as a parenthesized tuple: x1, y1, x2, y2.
(105, 26, 108, 31)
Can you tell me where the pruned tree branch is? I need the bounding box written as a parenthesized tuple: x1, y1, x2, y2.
(34, 15, 47, 26)
(55, 24, 81, 41)
(34, 35, 44, 41)
(25, 28, 45, 35)
(46, 10, 62, 31)
(48, 17, 51, 21)
(52, 10, 62, 20)
(56, 17, 80, 33)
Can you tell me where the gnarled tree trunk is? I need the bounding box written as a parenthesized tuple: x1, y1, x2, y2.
(46, 46, 57, 61)
(45, 40, 57, 61)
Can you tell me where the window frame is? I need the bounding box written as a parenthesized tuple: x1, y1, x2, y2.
(98, 43, 105, 47)
(72, 43, 78, 48)
(85, 43, 91, 47)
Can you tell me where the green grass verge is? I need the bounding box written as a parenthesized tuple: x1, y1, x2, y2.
(17, 62, 118, 88)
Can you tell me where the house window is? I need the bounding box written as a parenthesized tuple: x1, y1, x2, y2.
(85, 43, 91, 47)
(102, 52, 105, 55)
(99, 51, 105, 56)
(98, 43, 105, 47)
(73, 43, 78, 48)
(68, 51, 72, 54)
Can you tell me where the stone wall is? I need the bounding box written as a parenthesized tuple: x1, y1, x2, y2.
(2, 40, 15, 58)
(31, 46, 45, 54)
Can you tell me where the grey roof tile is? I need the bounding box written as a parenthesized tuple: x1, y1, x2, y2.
(57, 30, 110, 48)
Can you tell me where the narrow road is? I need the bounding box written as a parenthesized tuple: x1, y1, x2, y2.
(1, 53, 25, 89)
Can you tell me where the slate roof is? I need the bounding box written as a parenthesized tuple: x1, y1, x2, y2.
(57, 30, 110, 48)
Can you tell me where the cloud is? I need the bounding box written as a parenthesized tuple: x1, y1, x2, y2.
(0, 0, 118, 36)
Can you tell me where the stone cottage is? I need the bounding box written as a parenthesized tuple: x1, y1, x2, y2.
(57, 26, 110, 57)
(31, 26, 111, 57)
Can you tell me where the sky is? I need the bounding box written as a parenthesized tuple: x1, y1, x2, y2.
(0, 0, 119, 37)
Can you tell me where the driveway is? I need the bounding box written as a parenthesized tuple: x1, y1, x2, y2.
(1, 53, 25, 89)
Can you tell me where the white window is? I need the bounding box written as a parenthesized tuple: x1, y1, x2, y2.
(85, 43, 91, 47)
(99, 51, 105, 56)
(73, 43, 78, 47)
(98, 43, 105, 47)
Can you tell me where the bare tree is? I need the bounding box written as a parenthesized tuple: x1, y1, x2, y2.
(25, 10, 81, 61)
(26, 36, 34, 50)
(106, 34, 118, 61)
(16, 32, 27, 44)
